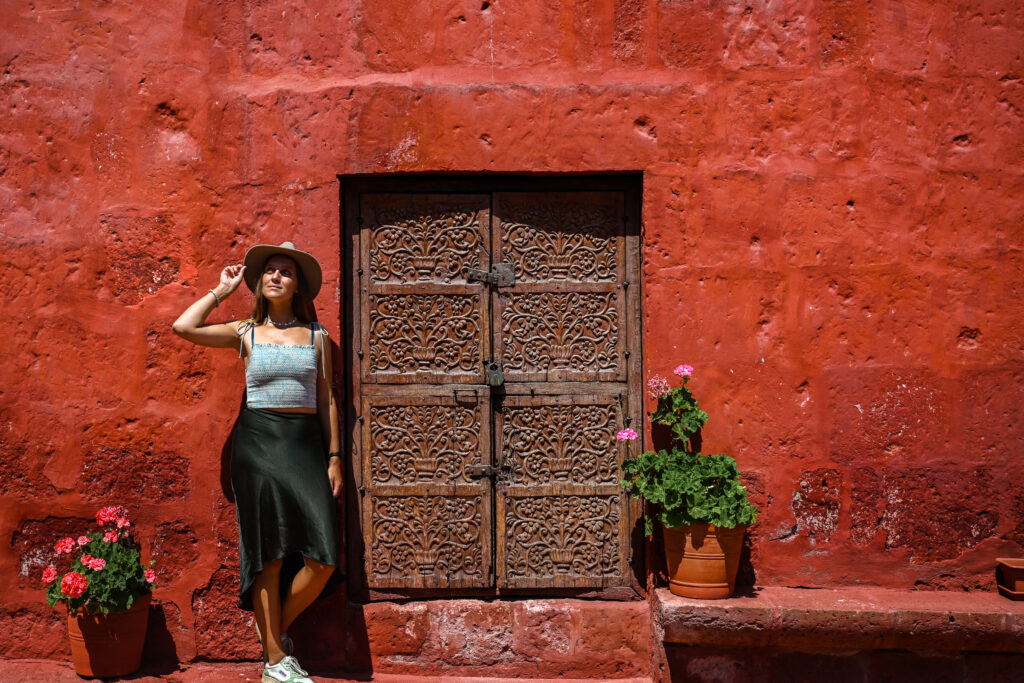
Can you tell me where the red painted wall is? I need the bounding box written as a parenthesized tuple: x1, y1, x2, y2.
(2, 0, 1021, 670)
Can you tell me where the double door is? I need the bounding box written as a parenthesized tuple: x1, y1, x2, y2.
(346, 181, 642, 597)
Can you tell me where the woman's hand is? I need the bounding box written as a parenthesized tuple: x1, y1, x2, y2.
(219, 264, 246, 293)
(171, 263, 246, 348)
(328, 459, 343, 499)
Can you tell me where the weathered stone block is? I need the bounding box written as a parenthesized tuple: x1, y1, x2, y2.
(191, 566, 260, 661)
(850, 466, 998, 562)
(150, 521, 199, 584)
(11, 516, 92, 590)
(791, 468, 842, 542)
(828, 367, 954, 463)
(80, 446, 189, 503)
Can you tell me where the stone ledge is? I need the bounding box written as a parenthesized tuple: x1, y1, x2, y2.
(656, 587, 1024, 653)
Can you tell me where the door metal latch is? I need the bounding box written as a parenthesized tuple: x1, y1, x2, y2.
(465, 463, 510, 480)
(465, 263, 515, 287)
(485, 361, 504, 387)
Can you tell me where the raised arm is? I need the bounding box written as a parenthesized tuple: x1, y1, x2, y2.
(171, 265, 247, 348)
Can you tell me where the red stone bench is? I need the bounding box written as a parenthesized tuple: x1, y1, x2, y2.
(655, 587, 1024, 653)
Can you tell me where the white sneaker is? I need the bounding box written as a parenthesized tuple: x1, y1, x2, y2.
(261, 655, 312, 683)
(281, 655, 308, 677)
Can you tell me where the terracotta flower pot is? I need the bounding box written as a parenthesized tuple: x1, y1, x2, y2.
(67, 593, 151, 678)
(663, 523, 745, 599)
(996, 558, 1024, 600)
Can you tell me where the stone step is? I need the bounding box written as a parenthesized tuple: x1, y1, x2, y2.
(656, 586, 1024, 652)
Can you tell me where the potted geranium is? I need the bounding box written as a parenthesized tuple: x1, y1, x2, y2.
(618, 364, 758, 599)
(42, 505, 157, 677)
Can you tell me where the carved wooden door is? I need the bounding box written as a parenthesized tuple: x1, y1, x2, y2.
(350, 183, 641, 597)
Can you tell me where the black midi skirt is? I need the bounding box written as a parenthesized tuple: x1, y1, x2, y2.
(230, 407, 343, 611)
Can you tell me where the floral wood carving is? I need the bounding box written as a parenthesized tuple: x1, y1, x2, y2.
(369, 495, 484, 579)
(368, 294, 481, 375)
(369, 203, 485, 283)
(502, 404, 619, 485)
(501, 292, 618, 374)
(370, 404, 481, 484)
(504, 495, 621, 580)
(500, 203, 618, 282)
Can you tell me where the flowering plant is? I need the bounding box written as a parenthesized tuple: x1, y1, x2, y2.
(619, 365, 758, 535)
(43, 506, 157, 615)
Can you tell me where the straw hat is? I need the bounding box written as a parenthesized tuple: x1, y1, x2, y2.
(242, 241, 323, 298)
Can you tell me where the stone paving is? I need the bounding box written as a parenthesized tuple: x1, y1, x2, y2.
(0, 660, 653, 683)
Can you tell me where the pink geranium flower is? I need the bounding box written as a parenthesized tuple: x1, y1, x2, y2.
(115, 517, 130, 529)
(674, 364, 694, 377)
(54, 537, 75, 555)
(616, 428, 639, 441)
(60, 572, 88, 598)
(42, 566, 58, 584)
(144, 568, 157, 584)
(77, 536, 90, 546)
(81, 554, 94, 564)
(87, 558, 106, 571)
(647, 375, 671, 399)
(103, 530, 118, 543)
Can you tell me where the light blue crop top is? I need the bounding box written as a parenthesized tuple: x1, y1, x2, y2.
(240, 322, 327, 409)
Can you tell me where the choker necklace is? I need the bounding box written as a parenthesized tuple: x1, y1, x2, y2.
(269, 317, 298, 329)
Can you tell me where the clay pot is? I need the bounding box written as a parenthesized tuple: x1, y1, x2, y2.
(663, 523, 745, 599)
(67, 593, 151, 678)
(996, 558, 1024, 600)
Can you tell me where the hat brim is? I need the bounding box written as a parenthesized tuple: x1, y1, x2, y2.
(243, 244, 323, 298)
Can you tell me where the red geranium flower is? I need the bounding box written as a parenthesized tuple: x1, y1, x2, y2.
(144, 568, 157, 584)
(96, 506, 130, 526)
(54, 537, 75, 555)
(103, 530, 118, 543)
(60, 572, 88, 598)
(42, 566, 57, 584)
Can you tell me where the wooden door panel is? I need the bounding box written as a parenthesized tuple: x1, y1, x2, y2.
(498, 393, 623, 487)
(497, 289, 622, 382)
(495, 393, 631, 589)
(497, 492, 626, 589)
(360, 194, 491, 385)
(493, 192, 627, 383)
(363, 193, 490, 285)
(364, 489, 492, 589)
(361, 391, 492, 589)
(497, 192, 624, 284)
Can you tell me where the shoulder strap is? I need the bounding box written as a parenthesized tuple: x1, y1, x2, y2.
(238, 321, 253, 358)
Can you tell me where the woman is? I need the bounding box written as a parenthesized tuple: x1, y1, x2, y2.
(172, 241, 343, 683)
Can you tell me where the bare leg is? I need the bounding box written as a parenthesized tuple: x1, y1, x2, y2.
(251, 559, 287, 666)
(279, 557, 336, 635)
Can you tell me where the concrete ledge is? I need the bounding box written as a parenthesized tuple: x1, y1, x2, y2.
(656, 587, 1024, 653)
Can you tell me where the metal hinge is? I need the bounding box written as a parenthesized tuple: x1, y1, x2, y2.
(465, 263, 515, 287)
